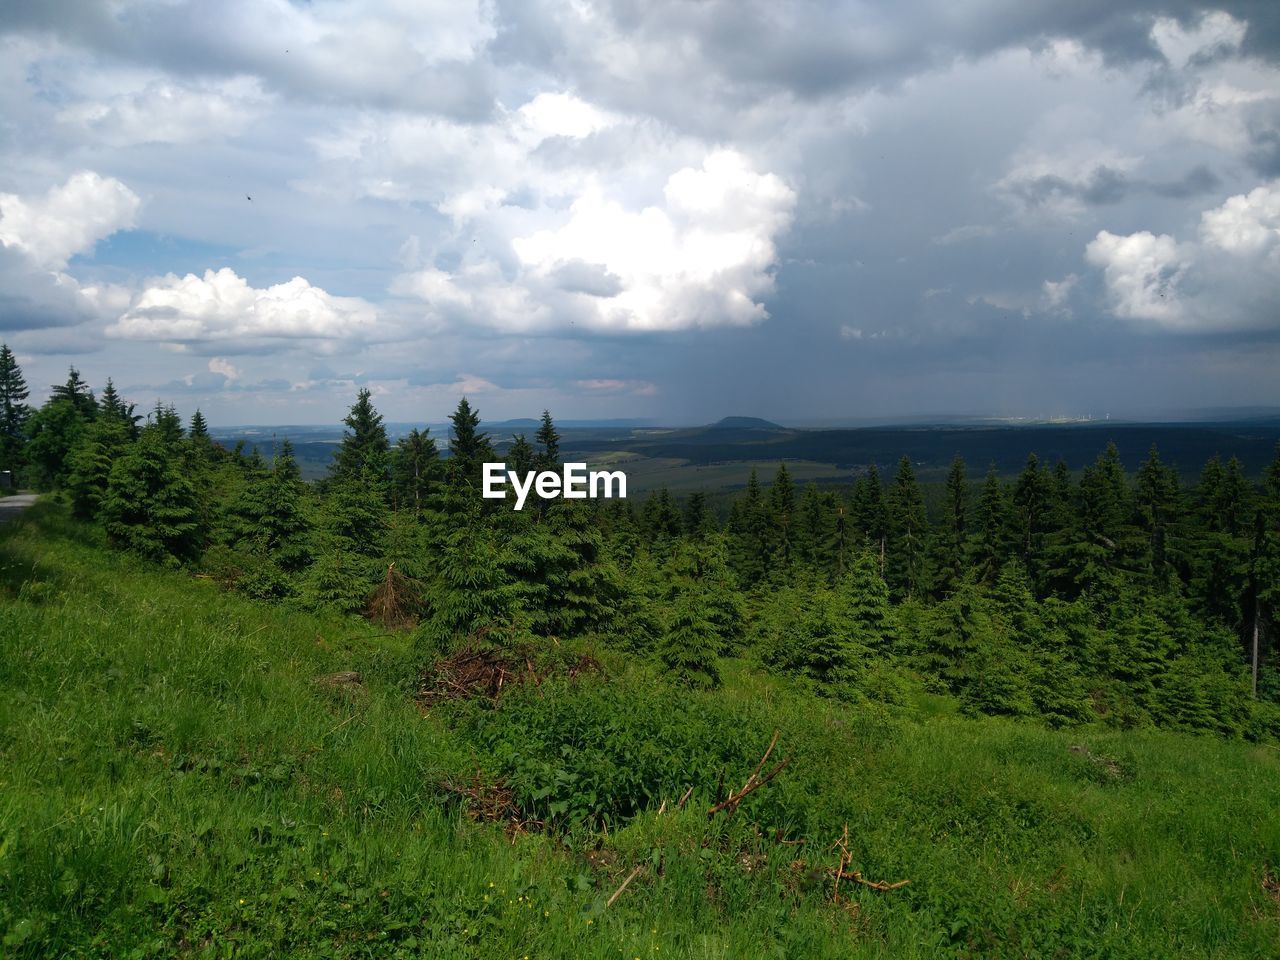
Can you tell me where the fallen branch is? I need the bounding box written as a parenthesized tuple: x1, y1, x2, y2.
(709, 733, 792, 817)
(606, 865, 644, 908)
(829, 823, 909, 897)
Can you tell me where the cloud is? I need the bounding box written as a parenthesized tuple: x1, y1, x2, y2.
(1085, 230, 1188, 324)
(1199, 181, 1280, 253)
(108, 268, 380, 347)
(0, 171, 140, 269)
(56, 77, 267, 146)
(575, 378, 658, 396)
(208, 357, 240, 381)
(1085, 181, 1280, 330)
(396, 149, 795, 333)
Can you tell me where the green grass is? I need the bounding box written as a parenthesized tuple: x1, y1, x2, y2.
(2, 502, 1279, 957)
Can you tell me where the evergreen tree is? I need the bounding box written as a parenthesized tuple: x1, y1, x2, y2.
(851, 464, 889, 570)
(727, 468, 769, 585)
(98, 378, 138, 434)
(935, 454, 968, 592)
(100, 425, 204, 564)
(0, 343, 31, 471)
(534, 409, 560, 470)
(766, 463, 796, 569)
(507, 433, 535, 477)
(24, 399, 87, 489)
(886, 456, 928, 598)
(331, 388, 390, 491)
(389, 428, 439, 517)
(65, 415, 131, 518)
(445, 397, 492, 496)
(51, 366, 97, 419)
(683, 490, 713, 538)
(660, 585, 722, 690)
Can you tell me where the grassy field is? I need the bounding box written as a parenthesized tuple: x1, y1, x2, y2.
(2, 502, 1280, 958)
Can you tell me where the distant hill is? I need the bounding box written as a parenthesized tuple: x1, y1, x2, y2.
(707, 416, 785, 430)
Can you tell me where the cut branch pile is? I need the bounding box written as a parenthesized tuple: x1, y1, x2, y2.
(440, 769, 544, 835)
(415, 643, 603, 708)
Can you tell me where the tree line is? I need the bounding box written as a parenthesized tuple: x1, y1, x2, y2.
(2, 344, 1278, 737)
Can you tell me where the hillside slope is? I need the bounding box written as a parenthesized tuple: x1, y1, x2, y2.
(2, 504, 1279, 958)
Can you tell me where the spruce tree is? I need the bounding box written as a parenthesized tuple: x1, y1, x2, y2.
(534, 409, 560, 470)
(332, 388, 390, 491)
(766, 463, 796, 569)
(0, 344, 31, 471)
(727, 468, 769, 585)
(444, 397, 492, 497)
(66, 415, 131, 518)
(100, 425, 204, 564)
(886, 455, 929, 599)
(660, 586, 721, 690)
(972, 463, 1014, 583)
(936, 454, 968, 592)
(507, 433, 535, 477)
(51, 366, 97, 419)
(389, 427, 439, 516)
(851, 464, 888, 570)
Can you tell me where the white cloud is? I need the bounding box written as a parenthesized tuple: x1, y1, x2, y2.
(1151, 11, 1246, 71)
(208, 357, 240, 381)
(1199, 182, 1280, 255)
(1085, 182, 1280, 331)
(1085, 230, 1187, 325)
(394, 148, 794, 333)
(0, 171, 140, 269)
(56, 77, 267, 146)
(108, 268, 379, 346)
(1041, 274, 1078, 315)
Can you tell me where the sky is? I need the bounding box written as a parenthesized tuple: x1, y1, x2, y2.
(1, 0, 1278, 426)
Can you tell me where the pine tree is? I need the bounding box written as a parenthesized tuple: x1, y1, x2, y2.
(331, 388, 390, 491)
(641, 488, 681, 542)
(972, 464, 1014, 584)
(886, 456, 928, 598)
(534, 409, 560, 471)
(935, 454, 968, 592)
(0, 343, 31, 471)
(660, 586, 721, 690)
(65, 415, 131, 518)
(766, 463, 796, 569)
(51, 367, 97, 419)
(507, 433, 535, 477)
(389, 428, 439, 516)
(444, 397, 492, 498)
(100, 425, 204, 564)
(727, 469, 769, 585)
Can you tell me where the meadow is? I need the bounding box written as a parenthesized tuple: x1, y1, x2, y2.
(3, 501, 1279, 958)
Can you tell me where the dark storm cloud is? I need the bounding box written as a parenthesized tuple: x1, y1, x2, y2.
(1005, 164, 1221, 211)
(0, 248, 95, 332)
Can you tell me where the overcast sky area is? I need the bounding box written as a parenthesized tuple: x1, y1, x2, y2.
(1, 1, 1279, 426)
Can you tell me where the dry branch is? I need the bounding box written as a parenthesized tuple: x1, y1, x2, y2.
(605, 865, 645, 908)
(709, 733, 792, 817)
